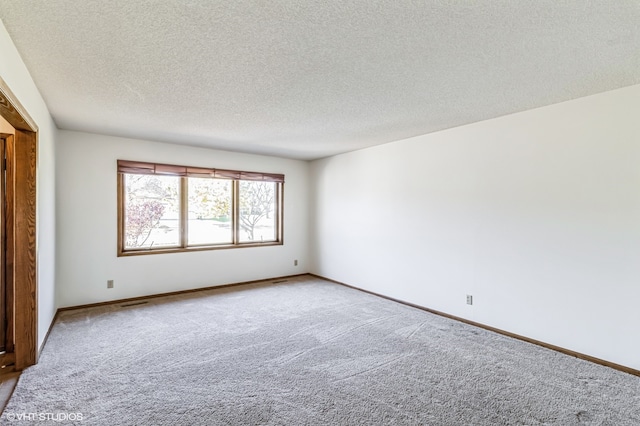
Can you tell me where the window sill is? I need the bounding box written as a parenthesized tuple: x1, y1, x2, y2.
(118, 241, 283, 257)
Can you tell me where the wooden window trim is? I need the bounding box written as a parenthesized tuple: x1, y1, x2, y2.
(117, 160, 284, 256)
(117, 160, 284, 183)
(179, 177, 188, 249)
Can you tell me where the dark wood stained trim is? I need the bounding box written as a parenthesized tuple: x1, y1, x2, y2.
(0, 353, 15, 371)
(118, 241, 283, 257)
(0, 137, 5, 352)
(232, 180, 239, 244)
(310, 274, 640, 378)
(57, 274, 308, 312)
(180, 177, 188, 248)
(2, 136, 14, 355)
(117, 173, 124, 256)
(0, 79, 38, 372)
(278, 183, 284, 245)
(0, 77, 38, 132)
(117, 159, 285, 183)
(13, 130, 37, 370)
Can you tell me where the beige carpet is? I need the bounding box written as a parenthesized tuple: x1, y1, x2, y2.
(2, 275, 639, 425)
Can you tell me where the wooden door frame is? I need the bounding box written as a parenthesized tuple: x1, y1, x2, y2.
(0, 76, 38, 371)
(0, 135, 14, 356)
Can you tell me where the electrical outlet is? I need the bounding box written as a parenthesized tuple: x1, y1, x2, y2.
(294, 259, 298, 266)
(107, 280, 114, 289)
(466, 295, 473, 305)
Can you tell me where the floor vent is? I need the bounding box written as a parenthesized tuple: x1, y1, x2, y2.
(120, 301, 149, 308)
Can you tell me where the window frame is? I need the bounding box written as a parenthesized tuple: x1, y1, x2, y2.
(117, 160, 284, 256)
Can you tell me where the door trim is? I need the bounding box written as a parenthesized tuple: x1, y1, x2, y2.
(0, 76, 38, 370)
(0, 135, 14, 357)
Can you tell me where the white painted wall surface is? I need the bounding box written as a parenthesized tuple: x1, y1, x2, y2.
(56, 131, 309, 307)
(0, 20, 58, 353)
(310, 84, 640, 370)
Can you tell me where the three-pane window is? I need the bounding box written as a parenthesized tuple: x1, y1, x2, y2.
(118, 160, 283, 255)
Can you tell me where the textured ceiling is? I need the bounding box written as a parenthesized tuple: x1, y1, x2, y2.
(0, 1, 639, 160)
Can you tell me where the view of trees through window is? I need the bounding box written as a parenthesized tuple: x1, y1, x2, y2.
(239, 181, 276, 242)
(188, 178, 233, 245)
(124, 175, 180, 249)
(122, 173, 280, 252)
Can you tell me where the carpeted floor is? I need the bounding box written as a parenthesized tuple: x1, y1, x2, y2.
(2, 275, 639, 425)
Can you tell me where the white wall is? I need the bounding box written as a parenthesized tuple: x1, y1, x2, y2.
(310, 84, 640, 371)
(0, 19, 58, 353)
(56, 131, 309, 307)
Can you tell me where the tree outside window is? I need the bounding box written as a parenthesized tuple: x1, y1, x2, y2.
(118, 161, 283, 255)
(124, 175, 179, 249)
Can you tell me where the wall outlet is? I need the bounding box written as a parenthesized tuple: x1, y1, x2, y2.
(107, 280, 114, 289)
(294, 259, 298, 266)
(466, 295, 473, 305)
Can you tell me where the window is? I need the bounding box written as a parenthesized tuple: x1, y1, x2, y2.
(239, 181, 278, 242)
(117, 160, 283, 255)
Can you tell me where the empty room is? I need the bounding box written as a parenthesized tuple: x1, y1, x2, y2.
(0, 1, 639, 424)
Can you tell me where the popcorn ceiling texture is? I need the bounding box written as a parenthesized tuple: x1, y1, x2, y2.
(0, 1, 639, 159)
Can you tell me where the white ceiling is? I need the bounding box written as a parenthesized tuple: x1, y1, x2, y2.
(0, 1, 639, 160)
